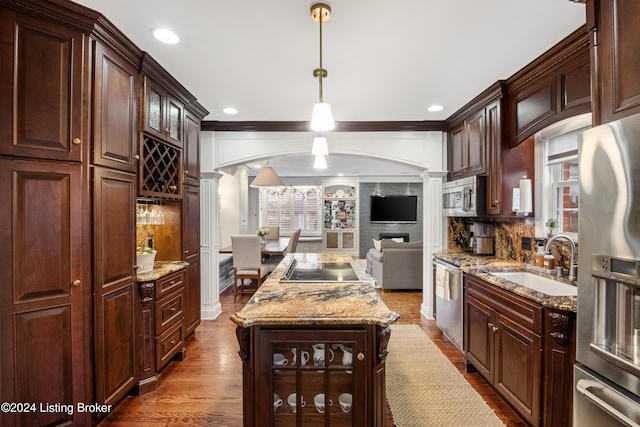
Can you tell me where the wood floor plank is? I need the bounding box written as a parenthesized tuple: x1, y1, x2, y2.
(97, 287, 527, 427)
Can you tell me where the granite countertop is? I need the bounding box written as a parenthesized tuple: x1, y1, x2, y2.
(434, 250, 577, 312)
(136, 261, 189, 282)
(230, 253, 400, 328)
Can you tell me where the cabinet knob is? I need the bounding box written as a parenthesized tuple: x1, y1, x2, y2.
(134, 154, 140, 160)
(357, 352, 365, 361)
(170, 340, 176, 345)
(72, 137, 81, 145)
(184, 250, 189, 254)
(184, 170, 189, 175)
(171, 307, 176, 312)
(492, 326, 498, 332)
(487, 322, 494, 329)
(72, 279, 81, 287)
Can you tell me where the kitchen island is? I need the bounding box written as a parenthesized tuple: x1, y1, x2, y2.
(231, 253, 399, 427)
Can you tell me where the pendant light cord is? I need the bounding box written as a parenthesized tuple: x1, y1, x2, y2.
(318, 8, 324, 103)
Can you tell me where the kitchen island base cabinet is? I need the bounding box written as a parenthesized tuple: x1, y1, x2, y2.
(236, 325, 390, 427)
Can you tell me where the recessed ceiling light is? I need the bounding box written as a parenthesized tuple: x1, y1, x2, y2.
(223, 107, 238, 115)
(152, 28, 179, 44)
(428, 104, 444, 112)
(252, 164, 262, 169)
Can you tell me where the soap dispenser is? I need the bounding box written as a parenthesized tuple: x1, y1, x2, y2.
(534, 239, 545, 267)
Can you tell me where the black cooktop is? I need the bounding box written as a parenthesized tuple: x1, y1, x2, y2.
(281, 259, 366, 282)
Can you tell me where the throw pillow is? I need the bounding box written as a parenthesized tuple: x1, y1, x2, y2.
(391, 237, 404, 243)
(373, 239, 382, 251)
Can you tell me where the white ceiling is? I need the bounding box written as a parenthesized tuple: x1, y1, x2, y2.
(72, 0, 586, 176)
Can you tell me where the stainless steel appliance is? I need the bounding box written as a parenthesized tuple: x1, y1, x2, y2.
(434, 259, 463, 352)
(575, 113, 640, 426)
(472, 236, 494, 255)
(281, 259, 371, 283)
(442, 175, 486, 217)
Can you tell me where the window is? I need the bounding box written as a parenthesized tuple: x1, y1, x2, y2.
(535, 114, 590, 241)
(259, 186, 322, 235)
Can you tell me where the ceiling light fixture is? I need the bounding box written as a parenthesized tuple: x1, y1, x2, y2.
(428, 104, 444, 112)
(311, 135, 329, 156)
(223, 107, 238, 115)
(313, 155, 327, 169)
(152, 28, 180, 44)
(249, 163, 284, 187)
(310, 3, 335, 132)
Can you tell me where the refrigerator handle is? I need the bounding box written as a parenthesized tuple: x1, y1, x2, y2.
(577, 379, 640, 427)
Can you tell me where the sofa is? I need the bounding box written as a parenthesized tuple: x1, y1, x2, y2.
(366, 239, 424, 290)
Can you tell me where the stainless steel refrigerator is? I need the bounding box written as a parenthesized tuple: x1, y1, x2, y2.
(574, 113, 640, 426)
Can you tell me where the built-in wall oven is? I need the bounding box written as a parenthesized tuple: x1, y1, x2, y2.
(576, 113, 640, 426)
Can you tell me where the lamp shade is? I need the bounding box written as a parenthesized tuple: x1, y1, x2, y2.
(310, 102, 335, 131)
(312, 136, 329, 156)
(313, 155, 327, 169)
(519, 177, 532, 214)
(249, 166, 284, 187)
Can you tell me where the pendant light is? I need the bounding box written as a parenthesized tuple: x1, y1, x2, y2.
(249, 164, 284, 187)
(311, 135, 329, 156)
(313, 155, 327, 169)
(310, 3, 335, 131)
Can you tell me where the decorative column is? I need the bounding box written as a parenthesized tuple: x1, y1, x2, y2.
(201, 172, 223, 319)
(420, 171, 447, 320)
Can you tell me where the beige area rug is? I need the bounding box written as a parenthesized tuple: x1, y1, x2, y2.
(386, 324, 504, 427)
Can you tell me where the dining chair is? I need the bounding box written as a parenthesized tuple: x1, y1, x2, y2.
(265, 229, 301, 273)
(265, 225, 280, 240)
(286, 228, 301, 253)
(231, 235, 269, 301)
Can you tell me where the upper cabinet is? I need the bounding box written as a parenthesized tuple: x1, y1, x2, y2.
(506, 27, 591, 147)
(588, 0, 640, 125)
(0, 7, 87, 162)
(92, 40, 140, 172)
(143, 76, 184, 148)
(446, 82, 506, 215)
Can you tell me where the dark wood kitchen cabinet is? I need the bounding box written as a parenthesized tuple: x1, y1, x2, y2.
(238, 325, 389, 427)
(464, 275, 542, 426)
(143, 75, 184, 148)
(92, 41, 139, 173)
(184, 109, 202, 186)
(446, 82, 506, 215)
(0, 159, 87, 427)
(183, 185, 201, 336)
(136, 268, 187, 393)
(1, 0, 207, 423)
(447, 108, 486, 180)
(92, 167, 138, 406)
(506, 28, 590, 147)
(588, 0, 640, 125)
(0, 6, 86, 162)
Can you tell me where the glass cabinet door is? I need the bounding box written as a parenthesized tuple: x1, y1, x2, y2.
(260, 329, 366, 427)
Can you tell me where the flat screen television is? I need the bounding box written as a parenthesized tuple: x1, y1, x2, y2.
(370, 195, 418, 223)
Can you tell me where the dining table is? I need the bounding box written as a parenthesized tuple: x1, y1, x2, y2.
(219, 237, 289, 256)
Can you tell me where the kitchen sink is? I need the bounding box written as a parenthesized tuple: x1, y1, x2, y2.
(489, 271, 577, 296)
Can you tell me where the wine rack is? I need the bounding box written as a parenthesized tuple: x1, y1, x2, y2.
(141, 136, 181, 198)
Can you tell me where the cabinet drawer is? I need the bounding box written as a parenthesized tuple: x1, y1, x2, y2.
(156, 270, 185, 299)
(156, 290, 184, 333)
(465, 274, 543, 334)
(156, 320, 184, 370)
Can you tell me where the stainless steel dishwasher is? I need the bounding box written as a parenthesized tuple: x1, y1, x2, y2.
(434, 259, 463, 352)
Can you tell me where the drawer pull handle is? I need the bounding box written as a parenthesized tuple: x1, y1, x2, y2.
(170, 280, 176, 285)
(171, 307, 176, 312)
(170, 340, 176, 345)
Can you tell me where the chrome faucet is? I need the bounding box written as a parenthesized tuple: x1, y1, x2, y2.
(545, 234, 577, 281)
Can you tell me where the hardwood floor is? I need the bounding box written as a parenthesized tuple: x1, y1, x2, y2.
(97, 288, 527, 427)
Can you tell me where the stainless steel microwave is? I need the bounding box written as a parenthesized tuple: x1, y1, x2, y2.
(442, 175, 486, 217)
